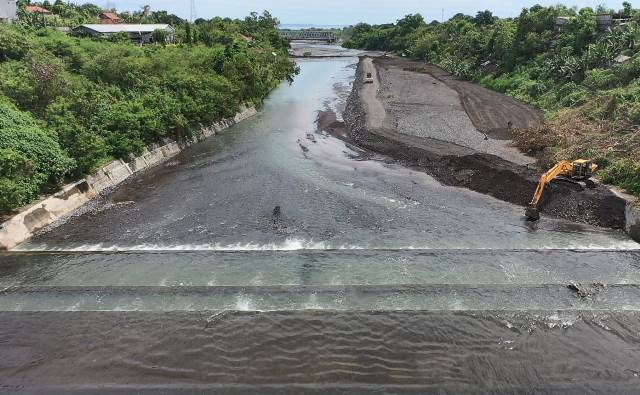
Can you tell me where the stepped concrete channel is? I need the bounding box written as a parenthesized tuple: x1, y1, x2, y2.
(1, 47, 640, 393)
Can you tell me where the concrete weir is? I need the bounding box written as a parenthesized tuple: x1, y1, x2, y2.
(0, 106, 257, 250)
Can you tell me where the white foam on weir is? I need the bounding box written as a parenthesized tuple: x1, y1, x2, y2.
(235, 293, 254, 311)
(15, 237, 640, 252)
(545, 312, 580, 329)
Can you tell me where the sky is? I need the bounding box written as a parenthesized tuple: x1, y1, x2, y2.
(84, 0, 626, 25)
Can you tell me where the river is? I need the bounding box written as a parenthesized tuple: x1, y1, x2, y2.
(1, 53, 640, 393)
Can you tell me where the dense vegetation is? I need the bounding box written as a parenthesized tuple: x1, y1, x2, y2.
(344, 3, 640, 196)
(0, 5, 297, 214)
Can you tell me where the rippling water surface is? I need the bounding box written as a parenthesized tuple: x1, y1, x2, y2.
(2, 54, 640, 393)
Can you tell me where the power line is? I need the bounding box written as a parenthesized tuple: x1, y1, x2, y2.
(190, 0, 196, 23)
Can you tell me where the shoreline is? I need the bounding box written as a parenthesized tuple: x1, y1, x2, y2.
(339, 56, 639, 240)
(0, 106, 257, 251)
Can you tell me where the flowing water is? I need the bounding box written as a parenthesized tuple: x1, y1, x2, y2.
(2, 55, 640, 393)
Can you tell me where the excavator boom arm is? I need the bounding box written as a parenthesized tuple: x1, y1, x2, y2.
(529, 161, 573, 208)
(526, 159, 597, 221)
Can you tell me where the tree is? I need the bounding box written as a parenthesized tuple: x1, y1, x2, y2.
(622, 2, 633, 17)
(52, 0, 65, 15)
(450, 13, 473, 22)
(152, 29, 168, 45)
(0, 98, 74, 212)
(185, 23, 193, 44)
(474, 10, 496, 26)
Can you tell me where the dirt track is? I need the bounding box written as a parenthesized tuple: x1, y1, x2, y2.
(361, 58, 386, 128)
(381, 58, 545, 139)
(372, 57, 533, 164)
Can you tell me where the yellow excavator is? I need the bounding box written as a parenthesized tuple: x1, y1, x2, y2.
(526, 159, 598, 221)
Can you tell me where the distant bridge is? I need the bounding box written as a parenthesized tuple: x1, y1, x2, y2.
(278, 30, 339, 43)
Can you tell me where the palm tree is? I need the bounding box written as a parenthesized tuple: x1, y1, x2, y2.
(140, 4, 150, 18)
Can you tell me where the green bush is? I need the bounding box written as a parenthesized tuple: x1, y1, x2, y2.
(555, 83, 590, 107)
(0, 25, 30, 61)
(600, 159, 640, 195)
(583, 68, 618, 90)
(613, 58, 640, 86)
(626, 102, 640, 124)
(0, 99, 74, 213)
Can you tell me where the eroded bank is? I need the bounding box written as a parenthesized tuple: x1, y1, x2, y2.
(342, 56, 638, 239)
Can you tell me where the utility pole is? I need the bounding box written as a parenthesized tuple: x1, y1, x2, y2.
(190, 0, 196, 23)
(442, 8, 444, 23)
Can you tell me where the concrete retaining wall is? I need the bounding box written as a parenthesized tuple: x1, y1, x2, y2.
(0, 105, 257, 250)
(626, 203, 640, 242)
(613, 188, 640, 242)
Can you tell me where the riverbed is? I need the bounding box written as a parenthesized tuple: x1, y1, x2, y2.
(1, 51, 640, 392)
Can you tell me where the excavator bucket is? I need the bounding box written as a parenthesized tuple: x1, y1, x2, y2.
(525, 207, 540, 221)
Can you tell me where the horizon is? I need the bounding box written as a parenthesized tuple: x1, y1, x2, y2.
(68, 0, 629, 25)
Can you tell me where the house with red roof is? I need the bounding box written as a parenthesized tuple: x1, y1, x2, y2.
(25, 5, 52, 15)
(99, 12, 122, 24)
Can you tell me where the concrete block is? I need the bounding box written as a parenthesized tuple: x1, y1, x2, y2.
(104, 159, 133, 183)
(0, 181, 93, 250)
(142, 148, 165, 168)
(235, 106, 258, 123)
(161, 142, 181, 158)
(87, 160, 132, 193)
(611, 187, 640, 243)
(626, 203, 640, 242)
(128, 156, 149, 173)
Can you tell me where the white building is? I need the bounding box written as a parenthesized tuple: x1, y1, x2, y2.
(74, 24, 176, 44)
(0, 0, 17, 23)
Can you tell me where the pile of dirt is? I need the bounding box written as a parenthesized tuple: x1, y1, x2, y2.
(342, 56, 627, 228)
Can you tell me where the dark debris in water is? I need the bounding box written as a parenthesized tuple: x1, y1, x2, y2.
(567, 282, 605, 299)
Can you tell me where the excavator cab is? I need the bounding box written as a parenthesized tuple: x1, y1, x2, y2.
(571, 159, 595, 179)
(525, 159, 598, 221)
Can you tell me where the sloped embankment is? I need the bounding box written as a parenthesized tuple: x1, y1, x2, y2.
(343, 57, 627, 229)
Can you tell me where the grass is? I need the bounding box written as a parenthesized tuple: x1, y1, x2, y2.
(512, 105, 640, 197)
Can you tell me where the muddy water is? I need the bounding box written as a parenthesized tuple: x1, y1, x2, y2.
(2, 55, 640, 392)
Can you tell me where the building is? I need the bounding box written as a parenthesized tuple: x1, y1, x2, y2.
(25, 5, 53, 15)
(74, 24, 175, 44)
(555, 15, 631, 33)
(554, 16, 574, 32)
(614, 54, 632, 64)
(596, 15, 613, 31)
(0, 0, 17, 22)
(99, 12, 122, 24)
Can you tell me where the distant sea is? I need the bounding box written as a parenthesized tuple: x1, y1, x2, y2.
(279, 24, 349, 30)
